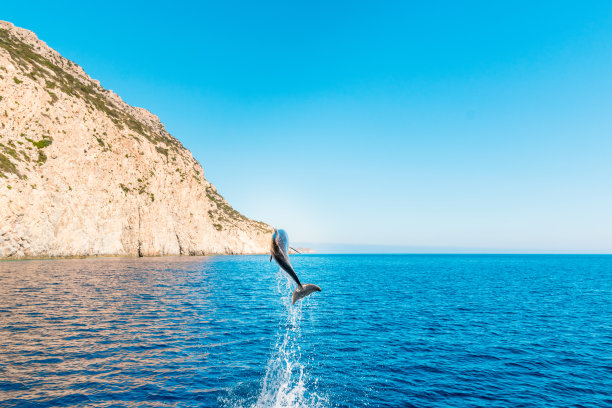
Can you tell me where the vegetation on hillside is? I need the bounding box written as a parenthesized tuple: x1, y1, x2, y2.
(0, 28, 182, 152)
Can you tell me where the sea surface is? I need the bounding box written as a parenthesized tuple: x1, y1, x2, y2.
(0, 255, 610, 407)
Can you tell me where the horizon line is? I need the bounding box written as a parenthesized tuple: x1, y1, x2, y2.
(292, 242, 610, 255)
(291, 252, 611, 255)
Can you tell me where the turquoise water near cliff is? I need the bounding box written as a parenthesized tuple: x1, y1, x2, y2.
(1, 255, 611, 407)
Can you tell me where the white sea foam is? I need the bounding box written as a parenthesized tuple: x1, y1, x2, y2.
(222, 269, 327, 408)
(250, 270, 327, 408)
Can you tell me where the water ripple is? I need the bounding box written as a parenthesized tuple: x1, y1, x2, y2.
(0, 255, 611, 407)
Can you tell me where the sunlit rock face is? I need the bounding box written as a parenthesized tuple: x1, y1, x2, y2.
(0, 21, 272, 258)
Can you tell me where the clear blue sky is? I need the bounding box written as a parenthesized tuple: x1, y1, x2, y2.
(4, 2, 612, 252)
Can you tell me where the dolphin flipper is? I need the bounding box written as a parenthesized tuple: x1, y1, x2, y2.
(291, 283, 321, 304)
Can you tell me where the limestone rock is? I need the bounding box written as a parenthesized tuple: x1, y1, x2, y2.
(0, 21, 272, 259)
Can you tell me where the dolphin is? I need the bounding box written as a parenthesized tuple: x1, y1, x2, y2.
(270, 229, 321, 304)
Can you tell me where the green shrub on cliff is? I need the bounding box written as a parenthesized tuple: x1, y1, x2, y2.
(0, 152, 18, 177)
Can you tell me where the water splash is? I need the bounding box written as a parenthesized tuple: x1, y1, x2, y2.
(250, 270, 327, 408)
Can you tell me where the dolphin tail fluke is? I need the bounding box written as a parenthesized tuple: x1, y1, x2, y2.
(291, 284, 321, 305)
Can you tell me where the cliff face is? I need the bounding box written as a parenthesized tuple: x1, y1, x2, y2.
(0, 21, 272, 258)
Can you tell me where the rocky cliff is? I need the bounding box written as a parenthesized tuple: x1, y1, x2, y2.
(0, 21, 272, 258)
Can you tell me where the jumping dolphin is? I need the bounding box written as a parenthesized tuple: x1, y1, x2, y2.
(270, 229, 321, 304)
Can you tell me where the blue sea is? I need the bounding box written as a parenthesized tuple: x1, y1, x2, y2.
(0, 255, 610, 407)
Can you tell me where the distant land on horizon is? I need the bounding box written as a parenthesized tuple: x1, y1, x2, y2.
(293, 243, 611, 255)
